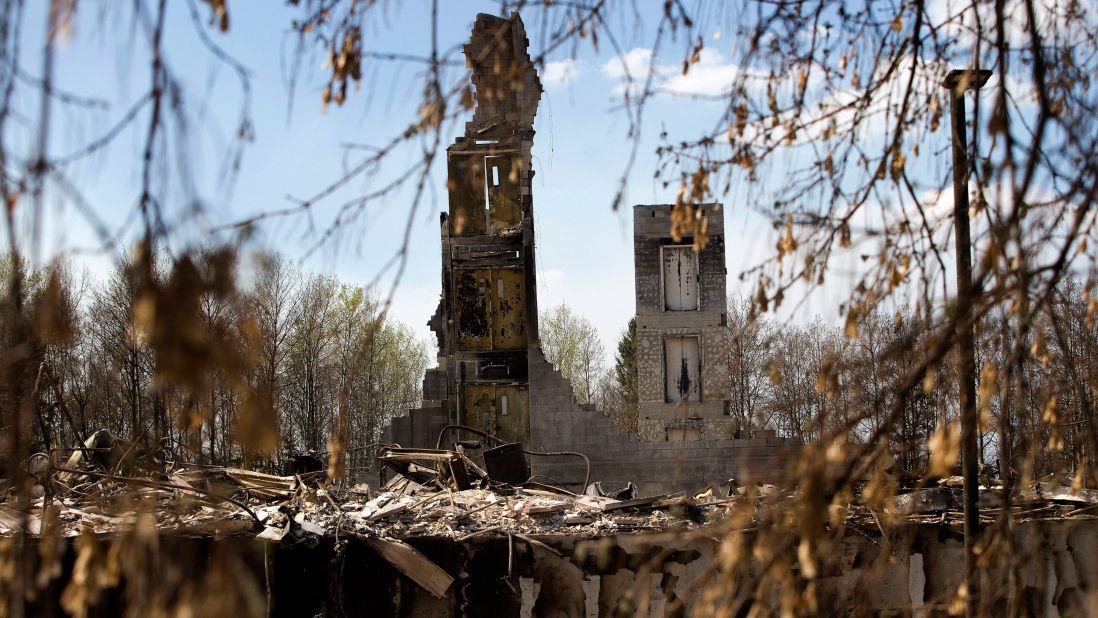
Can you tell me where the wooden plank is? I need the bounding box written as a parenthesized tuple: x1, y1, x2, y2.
(0, 506, 41, 534)
(665, 336, 701, 403)
(447, 154, 486, 236)
(486, 155, 521, 231)
(601, 495, 665, 512)
(662, 245, 699, 311)
(222, 468, 296, 483)
(380, 450, 459, 463)
(363, 537, 454, 598)
(365, 496, 417, 522)
(491, 269, 526, 350)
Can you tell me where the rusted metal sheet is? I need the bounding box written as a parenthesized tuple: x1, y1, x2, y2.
(447, 153, 486, 236)
(461, 384, 529, 444)
(494, 385, 529, 445)
(463, 384, 495, 434)
(455, 269, 491, 350)
(378, 447, 474, 490)
(662, 245, 699, 311)
(665, 336, 701, 403)
(485, 155, 521, 231)
(491, 268, 526, 349)
(483, 442, 530, 485)
(455, 268, 526, 351)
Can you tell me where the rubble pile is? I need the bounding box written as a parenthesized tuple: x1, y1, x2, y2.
(6, 467, 1095, 543)
(1, 443, 738, 599)
(0, 434, 750, 600)
(885, 476, 1098, 523)
(4, 432, 1098, 601)
(3, 434, 1097, 543)
(0, 465, 734, 542)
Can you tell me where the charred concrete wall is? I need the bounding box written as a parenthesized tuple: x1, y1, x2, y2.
(529, 346, 796, 494)
(633, 205, 732, 441)
(382, 15, 796, 496)
(527, 203, 798, 494)
(35, 518, 1098, 616)
(386, 407, 449, 450)
(435, 13, 543, 446)
(383, 13, 543, 450)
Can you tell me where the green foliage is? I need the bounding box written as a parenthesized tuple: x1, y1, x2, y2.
(611, 318, 638, 427)
(538, 303, 605, 404)
(3, 248, 430, 478)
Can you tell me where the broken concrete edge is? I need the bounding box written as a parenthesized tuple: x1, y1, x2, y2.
(362, 536, 454, 598)
(13, 518, 1098, 614)
(9, 453, 1098, 608)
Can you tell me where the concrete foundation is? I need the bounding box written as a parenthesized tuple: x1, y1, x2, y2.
(529, 346, 797, 494)
(28, 518, 1098, 616)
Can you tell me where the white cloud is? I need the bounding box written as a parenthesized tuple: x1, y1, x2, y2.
(541, 58, 582, 87)
(926, 0, 1095, 52)
(600, 47, 652, 80)
(538, 268, 567, 289)
(601, 47, 752, 98)
(664, 48, 742, 97)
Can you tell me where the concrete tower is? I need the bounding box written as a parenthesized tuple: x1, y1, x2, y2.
(425, 13, 543, 445)
(632, 204, 733, 441)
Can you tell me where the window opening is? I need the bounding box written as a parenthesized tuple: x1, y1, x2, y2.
(662, 246, 700, 311)
(665, 336, 701, 402)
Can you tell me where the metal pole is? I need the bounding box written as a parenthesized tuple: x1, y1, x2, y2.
(943, 68, 991, 617)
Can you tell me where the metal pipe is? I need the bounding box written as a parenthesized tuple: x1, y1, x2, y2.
(521, 450, 590, 492)
(436, 424, 503, 450)
(435, 424, 591, 489)
(943, 67, 991, 617)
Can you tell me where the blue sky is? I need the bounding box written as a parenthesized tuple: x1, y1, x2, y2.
(10, 0, 977, 355)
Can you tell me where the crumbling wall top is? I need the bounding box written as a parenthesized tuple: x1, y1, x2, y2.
(462, 13, 542, 137)
(633, 204, 726, 238)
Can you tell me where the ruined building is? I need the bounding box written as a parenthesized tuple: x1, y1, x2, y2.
(633, 204, 733, 442)
(392, 13, 542, 448)
(432, 13, 543, 445)
(385, 13, 796, 495)
(527, 208, 795, 494)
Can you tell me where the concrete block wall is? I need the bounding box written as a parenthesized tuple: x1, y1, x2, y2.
(463, 13, 541, 134)
(528, 346, 796, 495)
(632, 204, 732, 430)
(633, 234, 664, 315)
(634, 330, 664, 404)
(637, 417, 736, 442)
(635, 324, 730, 418)
(382, 407, 449, 450)
(633, 205, 726, 316)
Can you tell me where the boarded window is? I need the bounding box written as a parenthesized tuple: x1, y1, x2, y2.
(491, 269, 526, 350)
(665, 336, 701, 403)
(485, 156, 521, 231)
(454, 268, 526, 351)
(448, 153, 520, 236)
(447, 154, 486, 236)
(662, 246, 699, 311)
(462, 384, 529, 444)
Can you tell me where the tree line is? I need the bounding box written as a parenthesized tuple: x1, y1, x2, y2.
(542, 282, 1097, 483)
(0, 249, 429, 480)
